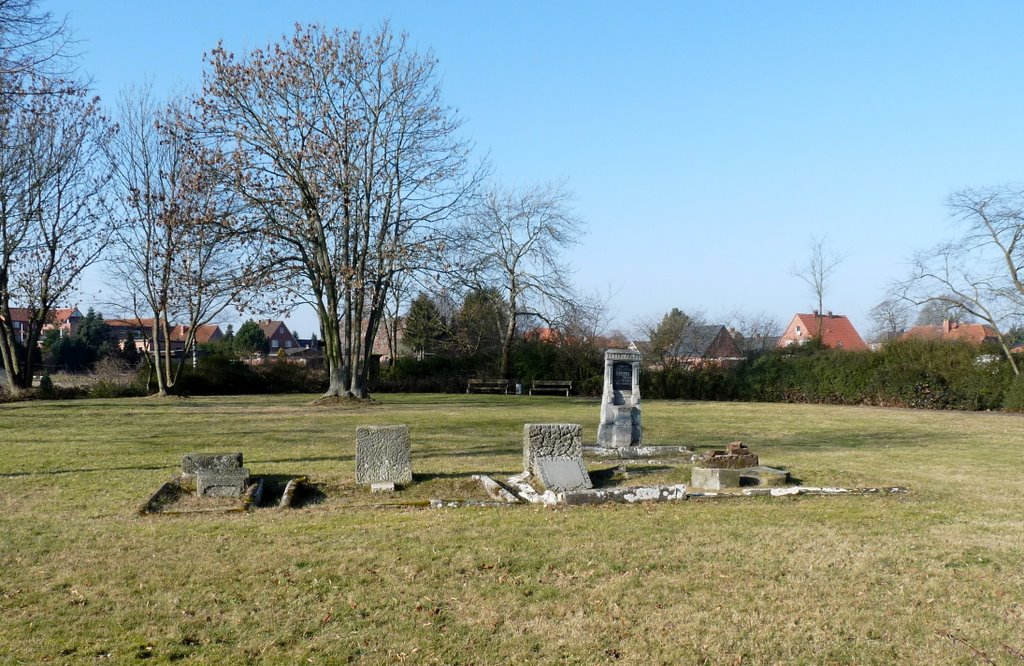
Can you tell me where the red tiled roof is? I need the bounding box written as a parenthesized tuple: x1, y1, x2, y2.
(106, 317, 156, 329)
(169, 324, 223, 344)
(50, 307, 82, 324)
(778, 313, 868, 351)
(901, 321, 999, 345)
(2, 307, 33, 323)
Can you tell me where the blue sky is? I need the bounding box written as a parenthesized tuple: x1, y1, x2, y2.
(49, 1, 1024, 339)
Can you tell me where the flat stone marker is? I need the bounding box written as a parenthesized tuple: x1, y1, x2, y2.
(532, 456, 592, 491)
(370, 482, 396, 493)
(356, 425, 413, 486)
(196, 467, 251, 497)
(182, 452, 243, 476)
(523, 423, 582, 475)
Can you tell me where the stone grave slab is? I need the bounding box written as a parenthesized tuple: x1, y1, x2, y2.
(356, 425, 413, 486)
(523, 423, 582, 475)
(532, 456, 592, 491)
(196, 467, 251, 497)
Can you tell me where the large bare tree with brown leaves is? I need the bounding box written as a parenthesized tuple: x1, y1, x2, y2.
(190, 23, 473, 398)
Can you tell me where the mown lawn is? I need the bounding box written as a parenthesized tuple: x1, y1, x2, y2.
(1, 394, 1022, 664)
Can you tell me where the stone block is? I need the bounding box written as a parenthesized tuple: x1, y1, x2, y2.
(739, 466, 790, 487)
(561, 484, 688, 505)
(523, 423, 583, 474)
(611, 423, 633, 448)
(690, 466, 740, 490)
(532, 456, 592, 491)
(356, 425, 413, 485)
(696, 441, 759, 469)
(371, 482, 396, 493)
(196, 467, 251, 497)
(182, 452, 243, 475)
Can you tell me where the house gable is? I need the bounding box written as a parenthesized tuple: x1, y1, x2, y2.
(778, 313, 868, 351)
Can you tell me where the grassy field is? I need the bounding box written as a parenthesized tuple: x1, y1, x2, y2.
(1, 394, 1023, 664)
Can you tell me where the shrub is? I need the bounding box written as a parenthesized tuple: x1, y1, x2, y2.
(38, 371, 54, 396)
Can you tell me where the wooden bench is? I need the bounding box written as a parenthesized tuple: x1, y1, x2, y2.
(466, 379, 514, 394)
(529, 380, 572, 396)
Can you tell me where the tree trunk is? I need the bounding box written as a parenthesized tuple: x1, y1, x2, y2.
(500, 312, 516, 381)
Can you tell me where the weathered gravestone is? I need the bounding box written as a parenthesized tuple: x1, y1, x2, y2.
(181, 452, 249, 498)
(182, 452, 243, 477)
(596, 347, 642, 448)
(523, 423, 592, 491)
(196, 468, 252, 497)
(356, 425, 413, 486)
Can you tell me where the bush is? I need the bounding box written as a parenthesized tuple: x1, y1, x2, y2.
(37, 371, 54, 396)
(1003, 375, 1024, 412)
(171, 356, 327, 396)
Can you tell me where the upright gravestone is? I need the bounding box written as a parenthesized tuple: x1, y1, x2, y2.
(355, 425, 413, 487)
(596, 347, 642, 448)
(522, 424, 592, 491)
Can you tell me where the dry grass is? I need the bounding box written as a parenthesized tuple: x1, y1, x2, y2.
(1, 394, 1023, 664)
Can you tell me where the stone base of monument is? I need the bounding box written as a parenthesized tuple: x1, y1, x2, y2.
(690, 465, 791, 491)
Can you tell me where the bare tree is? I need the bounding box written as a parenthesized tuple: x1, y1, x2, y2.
(450, 182, 583, 379)
(792, 235, 844, 334)
(106, 86, 256, 395)
(868, 298, 911, 342)
(913, 299, 966, 326)
(725, 309, 782, 355)
(191, 23, 474, 399)
(0, 89, 114, 392)
(899, 186, 1024, 375)
(0, 0, 76, 100)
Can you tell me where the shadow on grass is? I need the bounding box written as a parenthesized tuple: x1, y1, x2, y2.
(413, 446, 518, 460)
(413, 470, 514, 482)
(252, 454, 354, 467)
(255, 473, 328, 508)
(0, 463, 173, 478)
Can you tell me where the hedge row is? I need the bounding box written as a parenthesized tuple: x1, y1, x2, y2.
(643, 339, 1023, 411)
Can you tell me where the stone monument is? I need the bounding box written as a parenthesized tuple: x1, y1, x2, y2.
(596, 347, 642, 448)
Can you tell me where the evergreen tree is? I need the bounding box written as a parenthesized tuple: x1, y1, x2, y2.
(403, 293, 446, 357)
(121, 331, 141, 368)
(234, 320, 269, 355)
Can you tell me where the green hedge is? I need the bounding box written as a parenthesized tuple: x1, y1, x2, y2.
(640, 339, 1016, 410)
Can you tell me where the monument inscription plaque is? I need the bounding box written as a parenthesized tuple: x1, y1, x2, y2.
(612, 362, 632, 391)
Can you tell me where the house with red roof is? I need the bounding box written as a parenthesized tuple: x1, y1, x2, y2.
(901, 320, 1000, 345)
(777, 312, 868, 351)
(2, 306, 83, 342)
(107, 318, 223, 354)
